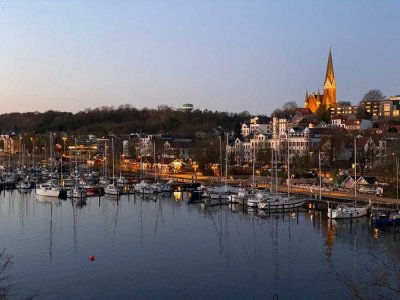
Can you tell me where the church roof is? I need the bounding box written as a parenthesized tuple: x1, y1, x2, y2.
(325, 48, 335, 84)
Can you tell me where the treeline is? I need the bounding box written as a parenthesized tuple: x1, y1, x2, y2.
(0, 105, 251, 135)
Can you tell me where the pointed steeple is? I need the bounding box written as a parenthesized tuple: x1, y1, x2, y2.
(325, 48, 335, 84)
(304, 90, 309, 107)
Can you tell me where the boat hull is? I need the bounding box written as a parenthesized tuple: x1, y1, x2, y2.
(328, 207, 368, 219)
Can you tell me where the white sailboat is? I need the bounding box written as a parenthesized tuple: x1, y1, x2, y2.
(327, 135, 369, 219)
(255, 128, 305, 211)
(36, 180, 61, 197)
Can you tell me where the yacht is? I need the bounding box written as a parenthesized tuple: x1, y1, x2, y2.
(36, 181, 60, 197)
(104, 184, 120, 196)
(328, 204, 368, 219)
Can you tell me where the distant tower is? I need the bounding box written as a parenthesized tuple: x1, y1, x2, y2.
(181, 103, 194, 112)
(322, 49, 336, 108)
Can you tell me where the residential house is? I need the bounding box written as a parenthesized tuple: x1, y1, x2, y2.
(345, 119, 372, 131)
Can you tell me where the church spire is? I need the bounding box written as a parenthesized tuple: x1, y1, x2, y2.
(325, 48, 335, 84)
(304, 90, 309, 107)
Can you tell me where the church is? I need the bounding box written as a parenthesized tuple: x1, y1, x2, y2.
(304, 49, 336, 113)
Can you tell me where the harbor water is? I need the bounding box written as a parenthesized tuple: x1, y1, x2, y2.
(0, 190, 399, 299)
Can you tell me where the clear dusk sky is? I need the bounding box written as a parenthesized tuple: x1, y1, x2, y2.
(0, 0, 399, 114)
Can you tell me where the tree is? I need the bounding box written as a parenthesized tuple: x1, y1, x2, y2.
(271, 109, 283, 118)
(256, 145, 272, 167)
(282, 101, 298, 111)
(361, 89, 385, 102)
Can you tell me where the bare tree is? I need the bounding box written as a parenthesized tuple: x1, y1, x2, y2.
(282, 101, 298, 111)
(361, 89, 385, 102)
(0, 249, 13, 299)
(329, 250, 400, 299)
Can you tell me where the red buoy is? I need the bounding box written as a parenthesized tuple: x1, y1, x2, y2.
(89, 255, 95, 261)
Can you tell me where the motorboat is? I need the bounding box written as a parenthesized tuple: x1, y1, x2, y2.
(104, 184, 120, 196)
(135, 181, 154, 195)
(371, 210, 400, 228)
(328, 204, 368, 219)
(208, 185, 238, 199)
(16, 177, 32, 189)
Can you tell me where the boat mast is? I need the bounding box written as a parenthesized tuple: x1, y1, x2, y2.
(275, 149, 278, 193)
(154, 142, 156, 182)
(75, 138, 78, 176)
(271, 148, 274, 192)
(287, 129, 290, 201)
(60, 154, 63, 187)
(104, 139, 107, 180)
(112, 137, 115, 184)
(252, 143, 255, 187)
(225, 133, 229, 186)
(354, 136, 357, 203)
(219, 136, 223, 182)
(319, 151, 322, 201)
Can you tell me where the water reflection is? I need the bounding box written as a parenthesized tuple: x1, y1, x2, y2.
(0, 191, 399, 299)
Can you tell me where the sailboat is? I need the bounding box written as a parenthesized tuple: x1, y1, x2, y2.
(36, 179, 61, 197)
(208, 133, 237, 201)
(328, 135, 369, 219)
(104, 138, 120, 196)
(257, 128, 305, 211)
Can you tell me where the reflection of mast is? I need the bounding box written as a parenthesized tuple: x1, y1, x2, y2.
(154, 198, 163, 236)
(140, 198, 143, 244)
(49, 203, 53, 262)
(251, 216, 258, 281)
(223, 210, 230, 262)
(72, 200, 77, 252)
(271, 215, 279, 282)
(210, 210, 223, 254)
(112, 201, 120, 244)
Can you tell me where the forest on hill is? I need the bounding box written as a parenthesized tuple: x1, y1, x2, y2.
(0, 105, 251, 135)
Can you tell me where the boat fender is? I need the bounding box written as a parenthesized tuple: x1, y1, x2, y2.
(89, 255, 95, 261)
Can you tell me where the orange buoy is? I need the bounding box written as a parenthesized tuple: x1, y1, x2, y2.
(89, 255, 95, 261)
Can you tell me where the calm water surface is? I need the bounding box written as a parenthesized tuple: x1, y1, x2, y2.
(0, 190, 399, 299)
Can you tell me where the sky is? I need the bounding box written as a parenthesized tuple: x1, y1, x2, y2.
(0, 0, 399, 115)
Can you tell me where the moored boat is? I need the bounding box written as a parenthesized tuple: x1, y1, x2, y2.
(104, 184, 120, 195)
(36, 182, 61, 198)
(328, 204, 368, 219)
(371, 210, 400, 228)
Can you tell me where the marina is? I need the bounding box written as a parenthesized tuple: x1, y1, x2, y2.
(0, 189, 399, 299)
(0, 2, 400, 299)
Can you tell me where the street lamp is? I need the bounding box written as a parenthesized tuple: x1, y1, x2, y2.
(62, 137, 67, 155)
(192, 161, 198, 182)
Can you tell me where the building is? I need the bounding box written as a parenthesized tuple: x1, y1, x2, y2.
(241, 116, 272, 137)
(304, 49, 336, 113)
(359, 100, 380, 119)
(329, 103, 358, 116)
(379, 96, 400, 119)
(345, 119, 372, 131)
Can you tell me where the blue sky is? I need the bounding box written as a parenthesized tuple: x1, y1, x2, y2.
(0, 0, 399, 114)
